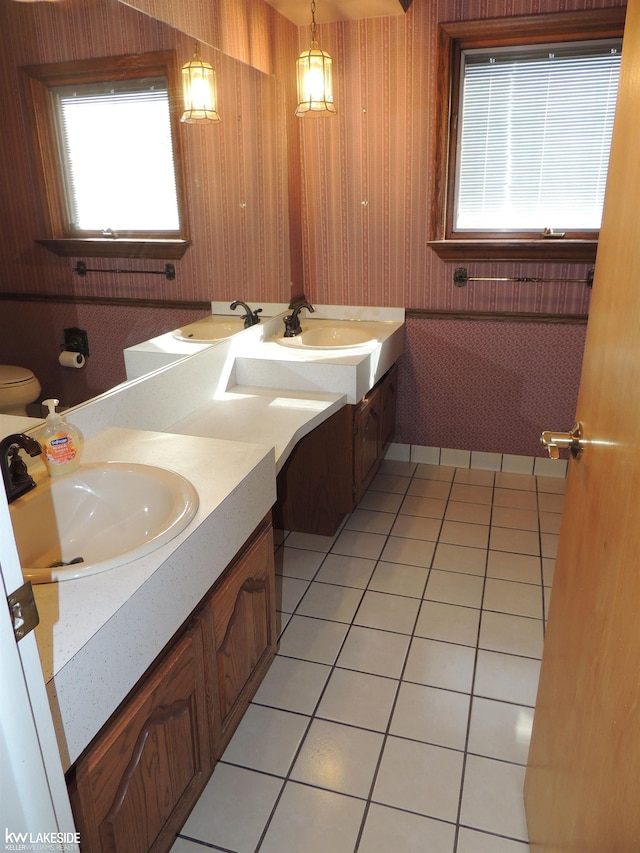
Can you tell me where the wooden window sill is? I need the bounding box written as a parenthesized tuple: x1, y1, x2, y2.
(428, 239, 597, 262)
(35, 238, 191, 260)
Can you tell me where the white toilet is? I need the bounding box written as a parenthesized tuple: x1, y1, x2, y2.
(0, 365, 42, 416)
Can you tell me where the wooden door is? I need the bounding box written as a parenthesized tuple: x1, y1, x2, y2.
(524, 2, 640, 849)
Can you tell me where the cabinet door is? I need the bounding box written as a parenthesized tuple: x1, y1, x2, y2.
(379, 364, 398, 454)
(69, 617, 214, 853)
(211, 522, 277, 751)
(353, 386, 382, 505)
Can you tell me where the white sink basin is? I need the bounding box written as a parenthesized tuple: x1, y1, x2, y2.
(173, 316, 245, 342)
(275, 322, 378, 350)
(10, 462, 199, 583)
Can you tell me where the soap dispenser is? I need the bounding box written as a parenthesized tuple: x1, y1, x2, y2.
(40, 398, 83, 476)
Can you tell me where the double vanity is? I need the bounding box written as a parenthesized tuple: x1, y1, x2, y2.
(5, 303, 404, 852)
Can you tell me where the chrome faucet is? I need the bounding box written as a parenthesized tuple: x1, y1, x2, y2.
(230, 300, 263, 328)
(283, 302, 315, 337)
(0, 433, 42, 504)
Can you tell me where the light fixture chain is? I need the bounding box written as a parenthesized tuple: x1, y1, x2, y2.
(310, 0, 317, 46)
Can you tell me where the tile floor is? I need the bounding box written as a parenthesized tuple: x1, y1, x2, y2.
(170, 460, 564, 853)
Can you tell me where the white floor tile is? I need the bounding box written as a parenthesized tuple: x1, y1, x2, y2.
(314, 553, 376, 588)
(290, 718, 384, 797)
(490, 526, 541, 556)
(332, 528, 388, 560)
(276, 546, 325, 579)
(380, 535, 435, 568)
(368, 561, 430, 598)
(296, 581, 364, 623)
(260, 782, 366, 853)
(449, 483, 494, 505)
(399, 494, 447, 519)
(457, 827, 530, 852)
(479, 611, 545, 659)
(483, 578, 544, 619)
(276, 575, 310, 613)
(445, 500, 492, 525)
(337, 625, 410, 679)
(373, 736, 464, 822)
(357, 489, 405, 513)
(354, 590, 421, 634)
(278, 615, 349, 664)
(407, 478, 452, 499)
(474, 650, 541, 707)
(316, 668, 398, 732)
(487, 551, 542, 585)
(403, 637, 476, 693)
(221, 704, 309, 776)
(344, 507, 396, 535)
(432, 542, 487, 576)
(424, 569, 484, 609)
(389, 682, 470, 749)
(359, 803, 456, 853)
(440, 519, 490, 549)
(252, 655, 331, 715)
(460, 754, 529, 841)
(467, 697, 534, 764)
(179, 763, 282, 853)
(414, 600, 480, 647)
(391, 513, 442, 541)
(493, 488, 538, 510)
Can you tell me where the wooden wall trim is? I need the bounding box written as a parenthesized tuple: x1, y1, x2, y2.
(0, 292, 210, 311)
(406, 309, 589, 325)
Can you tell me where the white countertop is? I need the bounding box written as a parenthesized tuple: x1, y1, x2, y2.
(32, 426, 275, 770)
(169, 385, 346, 473)
(17, 304, 405, 770)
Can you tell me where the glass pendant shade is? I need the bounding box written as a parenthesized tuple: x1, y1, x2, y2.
(181, 47, 221, 124)
(296, 46, 336, 117)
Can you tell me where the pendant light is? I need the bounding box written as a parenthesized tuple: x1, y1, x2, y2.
(296, 0, 336, 118)
(180, 43, 221, 124)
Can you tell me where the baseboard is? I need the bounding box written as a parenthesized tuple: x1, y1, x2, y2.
(385, 443, 568, 478)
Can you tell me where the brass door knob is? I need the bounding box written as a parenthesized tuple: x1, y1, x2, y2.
(540, 421, 585, 460)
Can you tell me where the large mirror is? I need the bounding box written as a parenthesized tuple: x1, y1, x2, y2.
(0, 0, 291, 409)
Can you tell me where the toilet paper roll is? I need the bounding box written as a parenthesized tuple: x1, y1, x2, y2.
(59, 350, 85, 369)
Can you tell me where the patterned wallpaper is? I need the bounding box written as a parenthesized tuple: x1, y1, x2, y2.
(396, 318, 587, 457)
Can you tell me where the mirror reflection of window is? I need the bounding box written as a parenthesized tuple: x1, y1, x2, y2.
(54, 78, 181, 234)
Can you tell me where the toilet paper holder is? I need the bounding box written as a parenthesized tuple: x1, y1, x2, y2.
(62, 327, 89, 358)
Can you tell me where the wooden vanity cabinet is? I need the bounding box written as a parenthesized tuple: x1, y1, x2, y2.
(67, 518, 276, 853)
(273, 364, 398, 535)
(353, 363, 397, 505)
(68, 615, 215, 853)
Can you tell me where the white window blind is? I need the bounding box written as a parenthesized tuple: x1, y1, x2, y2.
(53, 78, 180, 233)
(454, 40, 622, 232)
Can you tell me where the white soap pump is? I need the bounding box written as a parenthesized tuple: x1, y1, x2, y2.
(40, 398, 83, 476)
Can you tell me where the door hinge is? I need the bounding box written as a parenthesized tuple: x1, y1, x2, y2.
(7, 581, 39, 643)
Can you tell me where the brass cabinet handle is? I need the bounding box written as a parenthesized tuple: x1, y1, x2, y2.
(540, 421, 585, 460)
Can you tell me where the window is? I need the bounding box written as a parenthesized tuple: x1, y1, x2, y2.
(429, 9, 626, 261)
(22, 51, 189, 259)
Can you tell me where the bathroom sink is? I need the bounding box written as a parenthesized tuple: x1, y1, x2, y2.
(275, 322, 378, 350)
(9, 462, 199, 583)
(173, 316, 245, 342)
